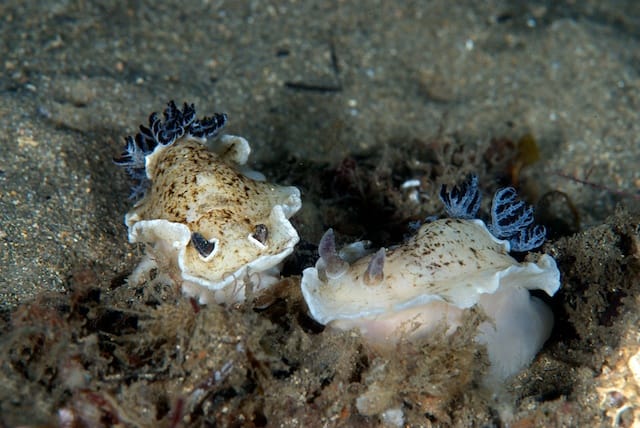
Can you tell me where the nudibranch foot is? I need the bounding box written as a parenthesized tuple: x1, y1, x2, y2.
(117, 101, 301, 305)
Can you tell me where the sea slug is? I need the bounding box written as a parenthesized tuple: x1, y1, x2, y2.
(301, 175, 560, 381)
(116, 101, 301, 304)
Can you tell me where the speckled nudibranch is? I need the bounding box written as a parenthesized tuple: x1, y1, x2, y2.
(301, 175, 560, 381)
(116, 101, 301, 304)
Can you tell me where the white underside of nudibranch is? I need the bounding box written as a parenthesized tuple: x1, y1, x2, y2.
(301, 218, 561, 382)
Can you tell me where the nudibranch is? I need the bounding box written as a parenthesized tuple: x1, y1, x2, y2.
(301, 175, 561, 381)
(115, 101, 301, 304)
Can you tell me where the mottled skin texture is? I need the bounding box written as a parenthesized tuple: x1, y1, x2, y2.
(303, 219, 540, 323)
(342, 219, 514, 298)
(126, 136, 300, 301)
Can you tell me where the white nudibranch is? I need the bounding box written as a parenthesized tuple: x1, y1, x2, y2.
(115, 101, 301, 304)
(301, 175, 561, 382)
